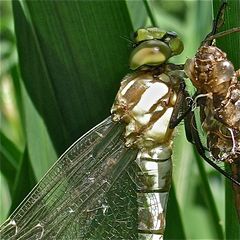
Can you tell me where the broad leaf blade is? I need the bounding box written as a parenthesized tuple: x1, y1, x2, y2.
(9, 147, 36, 213)
(21, 82, 57, 180)
(13, 0, 134, 155)
(0, 131, 20, 194)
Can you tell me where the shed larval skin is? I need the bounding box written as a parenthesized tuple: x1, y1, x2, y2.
(185, 44, 240, 220)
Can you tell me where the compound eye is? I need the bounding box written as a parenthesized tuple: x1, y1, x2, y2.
(129, 40, 172, 70)
(134, 28, 166, 43)
(169, 37, 184, 55)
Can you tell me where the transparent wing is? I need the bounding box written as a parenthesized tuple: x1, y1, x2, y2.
(0, 116, 139, 239)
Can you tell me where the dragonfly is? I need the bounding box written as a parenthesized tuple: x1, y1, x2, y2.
(182, 1, 240, 220)
(0, 28, 185, 240)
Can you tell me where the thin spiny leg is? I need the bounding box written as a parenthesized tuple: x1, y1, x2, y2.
(169, 82, 192, 129)
(204, 0, 227, 45)
(190, 112, 240, 187)
(204, 27, 240, 42)
(183, 109, 195, 145)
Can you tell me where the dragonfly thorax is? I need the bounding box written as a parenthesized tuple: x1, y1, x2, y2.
(111, 68, 179, 160)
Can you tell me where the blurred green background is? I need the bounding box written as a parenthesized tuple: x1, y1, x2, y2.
(0, 0, 239, 239)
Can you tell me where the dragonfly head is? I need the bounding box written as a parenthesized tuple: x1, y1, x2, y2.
(129, 27, 184, 70)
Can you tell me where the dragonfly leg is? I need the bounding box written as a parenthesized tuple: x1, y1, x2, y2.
(183, 108, 195, 144)
(203, 0, 227, 44)
(190, 111, 240, 187)
(183, 108, 210, 150)
(205, 27, 240, 43)
(169, 81, 192, 129)
(203, 1, 240, 44)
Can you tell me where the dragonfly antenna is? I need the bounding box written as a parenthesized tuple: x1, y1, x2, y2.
(120, 35, 134, 45)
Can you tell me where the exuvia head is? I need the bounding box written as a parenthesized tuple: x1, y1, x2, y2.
(129, 27, 184, 70)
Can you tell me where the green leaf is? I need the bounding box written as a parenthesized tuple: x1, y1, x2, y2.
(0, 173, 11, 223)
(0, 130, 20, 194)
(9, 147, 36, 214)
(13, 0, 134, 156)
(21, 82, 57, 180)
(126, 1, 147, 30)
(165, 184, 186, 239)
(193, 149, 224, 239)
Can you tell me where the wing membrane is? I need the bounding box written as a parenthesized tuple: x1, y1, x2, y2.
(0, 117, 138, 239)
